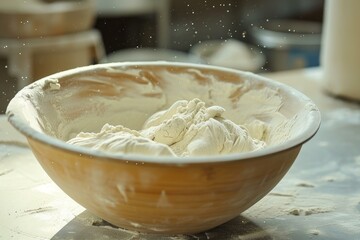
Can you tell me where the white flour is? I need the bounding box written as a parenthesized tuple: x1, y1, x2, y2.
(67, 99, 266, 157)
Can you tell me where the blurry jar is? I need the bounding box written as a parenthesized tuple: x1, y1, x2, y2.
(251, 19, 321, 72)
(321, 0, 360, 100)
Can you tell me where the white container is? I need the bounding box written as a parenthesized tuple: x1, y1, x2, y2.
(321, 0, 360, 100)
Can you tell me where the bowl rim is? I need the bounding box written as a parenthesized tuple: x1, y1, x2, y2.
(6, 61, 321, 165)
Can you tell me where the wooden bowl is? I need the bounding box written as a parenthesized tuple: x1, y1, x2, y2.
(6, 62, 320, 234)
(0, 0, 95, 38)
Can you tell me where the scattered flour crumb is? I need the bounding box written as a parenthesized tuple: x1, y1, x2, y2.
(309, 229, 320, 235)
(296, 182, 315, 188)
(288, 207, 332, 216)
(43, 79, 61, 91)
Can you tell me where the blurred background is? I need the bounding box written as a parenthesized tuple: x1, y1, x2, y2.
(0, 0, 324, 113)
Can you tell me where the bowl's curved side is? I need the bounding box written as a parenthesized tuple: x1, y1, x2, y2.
(27, 135, 301, 234)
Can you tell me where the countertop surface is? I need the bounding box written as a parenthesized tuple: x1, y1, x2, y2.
(1, 67, 360, 239)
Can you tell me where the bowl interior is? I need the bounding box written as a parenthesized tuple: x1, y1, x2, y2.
(7, 62, 320, 162)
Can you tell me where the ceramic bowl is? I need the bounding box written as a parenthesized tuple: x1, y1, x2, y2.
(6, 62, 320, 234)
